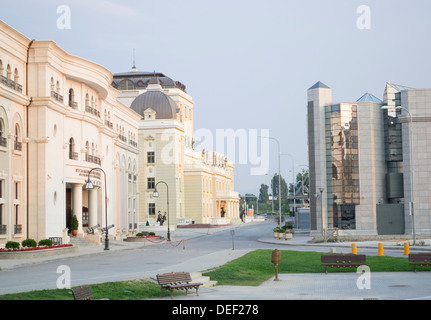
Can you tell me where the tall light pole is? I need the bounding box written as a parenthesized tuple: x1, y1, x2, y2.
(259, 135, 282, 226)
(85, 168, 110, 251)
(382, 105, 416, 245)
(281, 153, 295, 218)
(266, 173, 274, 213)
(153, 181, 171, 241)
(319, 187, 325, 242)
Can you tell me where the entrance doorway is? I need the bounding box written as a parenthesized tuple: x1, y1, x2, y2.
(66, 188, 72, 231)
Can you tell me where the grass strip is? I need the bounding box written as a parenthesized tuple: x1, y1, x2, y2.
(202, 249, 426, 286)
(0, 279, 176, 300)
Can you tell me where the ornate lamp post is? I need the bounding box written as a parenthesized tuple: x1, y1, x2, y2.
(153, 181, 171, 241)
(85, 168, 110, 250)
(259, 135, 282, 226)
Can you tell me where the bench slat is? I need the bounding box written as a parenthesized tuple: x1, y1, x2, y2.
(321, 254, 366, 274)
(408, 253, 431, 272)
(157, 272, 203, 299)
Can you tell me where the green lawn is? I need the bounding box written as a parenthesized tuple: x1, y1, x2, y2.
(0, 249, 427, 299)
(0, 279, 174, 300)
(202, 250, 424, 286)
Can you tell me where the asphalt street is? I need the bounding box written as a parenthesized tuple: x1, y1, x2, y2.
(0, 221, 430, 301)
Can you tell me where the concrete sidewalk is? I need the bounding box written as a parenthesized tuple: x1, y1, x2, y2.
(151, 272, 431, 301)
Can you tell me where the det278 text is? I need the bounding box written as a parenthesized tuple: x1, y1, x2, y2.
(172, 304, 259, 317)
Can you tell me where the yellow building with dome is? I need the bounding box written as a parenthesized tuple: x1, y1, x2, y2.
(113, 69, 240, 227)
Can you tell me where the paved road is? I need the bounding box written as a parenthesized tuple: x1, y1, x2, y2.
(0, 221, 430, 301)
(0, 222, 274, 294)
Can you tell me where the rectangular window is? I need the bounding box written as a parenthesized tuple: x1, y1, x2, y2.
(147, 152, 155, 164)
(14, 182, 19, 200)
(148, 203, 155, 216)
(147, 177, 155, 189)
(0, 180, 3, 227)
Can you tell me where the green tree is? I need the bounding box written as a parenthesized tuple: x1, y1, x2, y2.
(271, 174, 288, 200)
(259, 184, 269, 203)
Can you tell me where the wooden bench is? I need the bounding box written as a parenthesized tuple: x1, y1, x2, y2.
(72, 286, 108, 300)
(321, 254, 367, 274)
(409, 253, 431, 273)
(156, 272, 203, 299)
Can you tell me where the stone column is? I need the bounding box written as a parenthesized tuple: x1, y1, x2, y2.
(72, 183, 84, 234)
(88, 187, 98, 230)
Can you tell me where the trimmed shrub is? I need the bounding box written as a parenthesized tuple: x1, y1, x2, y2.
(71, 215, 79, 231)
(22, 239, 37, 248)
(5, 241, 20, 250)
(38, 239, 53, 247)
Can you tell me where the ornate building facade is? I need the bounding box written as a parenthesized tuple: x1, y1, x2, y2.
(113, 69, 240, 226)
(0, 20, 141, 246)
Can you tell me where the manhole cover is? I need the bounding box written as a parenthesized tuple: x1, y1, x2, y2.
(389, 285, 408, 288)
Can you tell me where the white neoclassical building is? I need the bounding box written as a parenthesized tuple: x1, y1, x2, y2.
(0, 20, 141, 247)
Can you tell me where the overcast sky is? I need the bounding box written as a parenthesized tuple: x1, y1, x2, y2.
(2, 0, 431, 196)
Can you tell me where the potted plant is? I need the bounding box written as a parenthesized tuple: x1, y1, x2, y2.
(273, 227, 283, 239)
(71, 215, 79, 236)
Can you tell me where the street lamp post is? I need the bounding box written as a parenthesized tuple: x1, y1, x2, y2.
(153, 181, 171, 241)
(382, 105, 416, 245)
(281, 154, 295, 218)
(259, 135, 282, 226)
(85, 168, 110, 251)
(319, 187, 325, 242)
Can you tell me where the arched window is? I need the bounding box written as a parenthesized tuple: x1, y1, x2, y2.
(118, 80, 135, 91)
(56, 81, 60, 94)
(6, 65, 11, 80)
(68, 89, 75, 108)
(0, 118, 4, 137)
(69, 138, 77, 160)
(0, 118, 5, 147)
(50, 77, 55, 92)
(14, 124, 22, 151)
(85, 141, 89, 161)
(14, 68, 19, 83)
(85, 94, 90, 107)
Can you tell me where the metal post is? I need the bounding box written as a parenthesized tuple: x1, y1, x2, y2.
(154, 181, 170, 241)
(86, 168, 110, 251)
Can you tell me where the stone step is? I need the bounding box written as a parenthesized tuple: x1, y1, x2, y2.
(190, 272, 218, 288)
(69, 236, 100, 246)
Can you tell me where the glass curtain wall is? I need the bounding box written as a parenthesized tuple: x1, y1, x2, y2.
(325, 104, 360, 229)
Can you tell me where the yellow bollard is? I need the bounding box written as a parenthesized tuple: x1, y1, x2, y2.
(352, 243, 357, 255)
(378, 243, 384, 256)
(404, 242, 410, 255)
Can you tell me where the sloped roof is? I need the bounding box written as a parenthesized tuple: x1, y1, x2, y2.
(308, 81, 330, 90)
(356, 92, 383, 103)
(387, 83, 414, 91)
